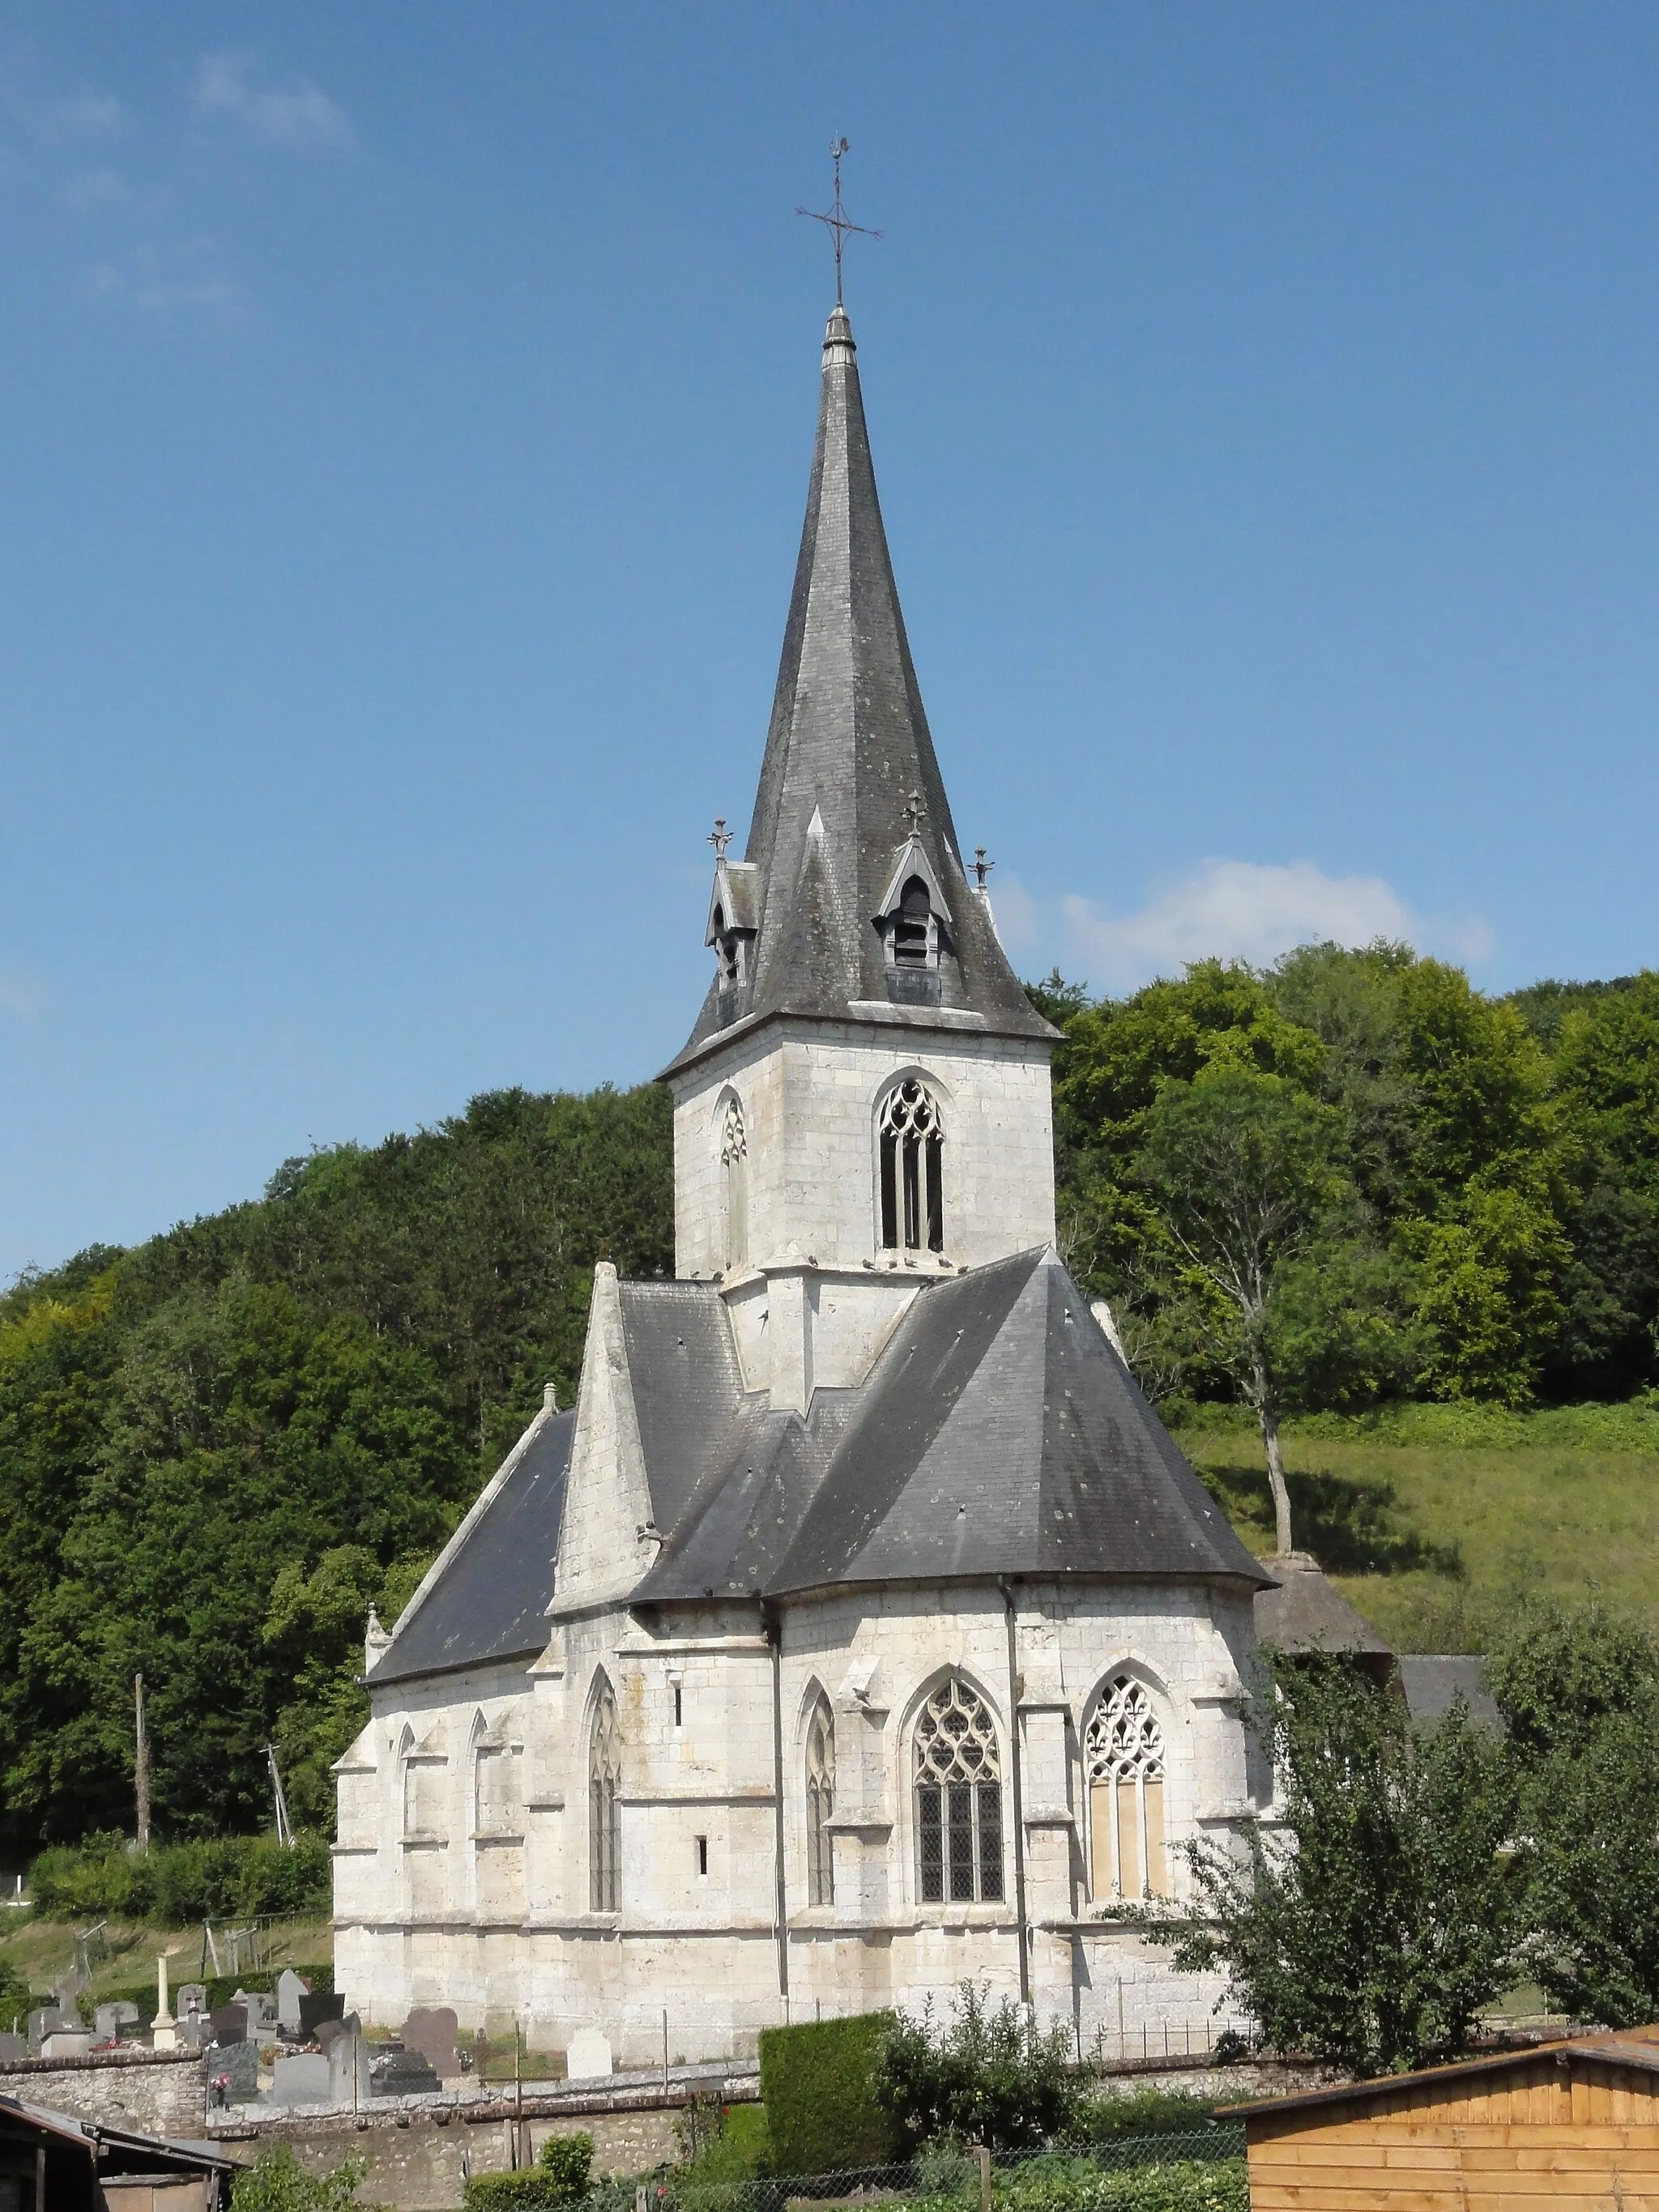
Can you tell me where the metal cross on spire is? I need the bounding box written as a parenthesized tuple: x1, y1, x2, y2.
(795, 138, 882, 306)
(902, 790, 928, 837)
(708, 817, 732, 859)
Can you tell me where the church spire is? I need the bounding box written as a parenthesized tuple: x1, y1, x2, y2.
(670, 305, 1053, 1071)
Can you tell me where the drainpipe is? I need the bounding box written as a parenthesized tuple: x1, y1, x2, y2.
(1000, 1581, 1030, 2004)
(761, 1603, 790, 2005)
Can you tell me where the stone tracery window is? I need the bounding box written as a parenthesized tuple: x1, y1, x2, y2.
(719, 1097, 748, 1271)
(588, 1678, 621, 1912)
(915, 1677, 1004, 1904)
(879, 1079, 945, 1255)
(805, 1696, 835, 1907)
(1085, 1676, 1168, 1899)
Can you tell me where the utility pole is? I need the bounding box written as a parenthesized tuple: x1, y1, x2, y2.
(134, 1673, 150, 1852)
(266, 1745, 294, 1848)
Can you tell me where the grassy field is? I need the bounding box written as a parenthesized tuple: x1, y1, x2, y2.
(1173, 1408, 1659, 1652)
(0, 1912, 333, 2008)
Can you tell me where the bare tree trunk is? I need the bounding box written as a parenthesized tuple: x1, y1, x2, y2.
(1255, 1387, 1294, 1558)
(134, 1673, 150, 1852)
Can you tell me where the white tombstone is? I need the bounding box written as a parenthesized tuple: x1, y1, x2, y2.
(565, 2027, 612, 2080)
(41, 2029, 92, 2059)
(275, 1969, 308, 2035)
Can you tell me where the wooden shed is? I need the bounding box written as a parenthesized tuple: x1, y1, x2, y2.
(1239, 2026, 1659, 2208)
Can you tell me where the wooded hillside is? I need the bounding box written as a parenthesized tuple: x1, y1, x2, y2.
(2, 942, 1655, 1855)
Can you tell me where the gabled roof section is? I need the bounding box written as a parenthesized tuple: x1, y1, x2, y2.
(367, 1404, 574, 1687)
(668, 306, 1055, 1072)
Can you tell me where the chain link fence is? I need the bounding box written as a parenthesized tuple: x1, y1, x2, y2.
(629, 2131, 1249, 2212)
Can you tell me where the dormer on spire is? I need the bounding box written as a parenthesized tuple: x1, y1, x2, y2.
(704, 819, 759, 1009)
(875, 833, 953, 982)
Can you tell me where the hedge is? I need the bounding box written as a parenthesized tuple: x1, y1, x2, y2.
(757, 2012, 900, 2175)
(28, 1833, 331, 1924)
(463, 2131, 593, 2209)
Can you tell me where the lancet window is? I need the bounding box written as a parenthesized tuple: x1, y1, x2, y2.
(892, 875, 934, 966)
(1085, 1677, 1168, 1899)
(879, 1079, 945, 1254)
(588, 1679, 622, 1912)
(719, 1097, 748, 1271)
(914, 1677, 1004, 1904)
(805, 1697, 836, 1907)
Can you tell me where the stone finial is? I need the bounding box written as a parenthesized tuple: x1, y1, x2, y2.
(365, 1605, 393, 1673)
(543, 1379, 560, 1413)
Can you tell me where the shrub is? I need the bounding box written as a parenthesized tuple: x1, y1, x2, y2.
(874, 1984, 1079, 2154)
(758, 2011, 900, 2173)
(539, 2133, 595, 2198)
(1069, 2092, 1245, 2144)
(231, 2148, 365, 2210)
(27, 1833, 331, 1924)
(996, 2153, 1249, 2212)
(463, 2177, 575, 2210)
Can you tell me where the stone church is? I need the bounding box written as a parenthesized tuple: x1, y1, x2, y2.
(332, 301, 1275, 2063)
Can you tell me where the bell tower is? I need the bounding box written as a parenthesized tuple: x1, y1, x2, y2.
(661, 305, 1058, 1412)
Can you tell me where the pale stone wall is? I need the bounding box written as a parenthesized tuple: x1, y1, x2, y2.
(671, 1019, 1056, 1286)
(0, 2049, 206, 2137)
(338, 1579, 1261, 2061)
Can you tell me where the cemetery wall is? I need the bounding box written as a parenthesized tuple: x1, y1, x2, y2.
(0, 2048, 206, 2137)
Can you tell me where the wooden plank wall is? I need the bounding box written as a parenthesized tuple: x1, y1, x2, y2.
(1247, 2056, 1659, 2209)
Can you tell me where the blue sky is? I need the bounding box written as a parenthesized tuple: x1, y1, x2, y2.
(6, 3, 1659, 1276)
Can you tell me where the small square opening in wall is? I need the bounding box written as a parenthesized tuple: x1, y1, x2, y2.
(696, 1835, 708, 1877)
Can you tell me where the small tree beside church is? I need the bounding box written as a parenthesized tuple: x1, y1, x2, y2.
(1142, 1653, 1521, 2077)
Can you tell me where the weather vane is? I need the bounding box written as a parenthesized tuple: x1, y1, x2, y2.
(796, 138, 882, 307)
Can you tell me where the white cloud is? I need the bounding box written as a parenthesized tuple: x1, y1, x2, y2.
(1064, 858, 1492, 991)
(82, 238, 238, 322)
(194, 50, 351, 151)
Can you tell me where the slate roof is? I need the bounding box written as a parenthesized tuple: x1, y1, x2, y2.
(1397, 1654, 1503, 1731)
(667, 306, 1054, 1074)
(368, 1252, 1269, 1690)
(367, 1406, 574, 1687)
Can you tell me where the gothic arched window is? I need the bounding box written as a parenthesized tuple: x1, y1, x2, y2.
(588, 1679, 621, 1912)
(719, 1097, 748, 1271)
(879, 1079, 944, 1254)
(1085, 1676, 1168, 1899)
(805, 1697, 835, 1907)
(914, 1677, 1004, 1904)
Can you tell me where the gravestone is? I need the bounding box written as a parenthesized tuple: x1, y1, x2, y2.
(0, 2033, 24, 2065)
(27, 2007, 67, 2055)
(298, 1992, 345, 2039)
(327, 2026, 371, 2105)
(275, 1970, 309, 2035)
(566, 2027, 612, 2080)
(209, 2003, 247, 2047)
(233, 1988, 276, 2038)
(176, 1984, 207, 2020)
(206, 2038, 259, 2104)
(369, 2040, 439, 2097)
(402, 2005, 459, 2082)
(178, 2012, 211, 2056)
(40, 2029, 91, 2059)
(93, 2001, 139, 2042)
(270, 2052, 331, 2105)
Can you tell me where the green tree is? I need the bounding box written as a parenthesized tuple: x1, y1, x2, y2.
(1137, 1069, 1349, 1554)
(873, 1982, 1080, 2152)
(1147, 1657, 1521, 2076)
